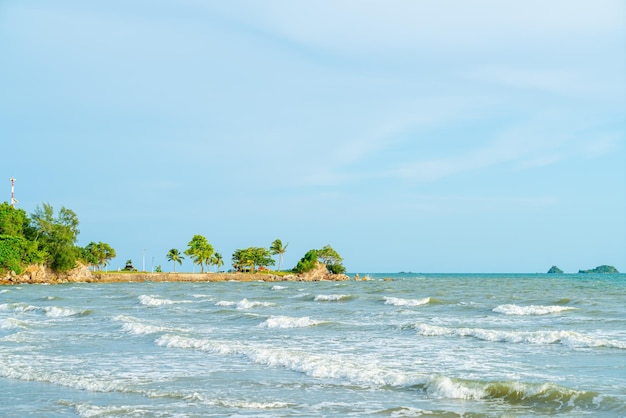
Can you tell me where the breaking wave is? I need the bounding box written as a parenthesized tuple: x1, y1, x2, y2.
(493, 304, 575, 315)
(314, 294, 351, 302)
(413, 323, 626, 349)
(0, 302, 86, 317)
(137, 295, 191, 306)
(113, 315, 187, 336)
(215, 299, 275, 309)
(259, 315, 324, 329)
(384, 296, 432, 307)
(154, 334, 621, 413)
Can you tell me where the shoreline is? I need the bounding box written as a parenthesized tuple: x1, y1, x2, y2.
(0, 264, 351, 285)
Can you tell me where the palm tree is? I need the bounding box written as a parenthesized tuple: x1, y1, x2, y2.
(166, 248, 184, 272)
(185, 235, 214, 273)
(270, 239, 288, 272)
(212, 252, 224, 272)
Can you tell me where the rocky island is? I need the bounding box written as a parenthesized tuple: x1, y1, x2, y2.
(578, 265, 619, 274)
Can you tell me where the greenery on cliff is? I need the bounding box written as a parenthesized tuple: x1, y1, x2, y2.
(3, 201, 348, 278)
(294, 245, 346, 274)
(0, 202, 115, 275)
(578, 265, 619, 274)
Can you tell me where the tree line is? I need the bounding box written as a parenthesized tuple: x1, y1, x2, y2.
(1, 202, 346, 276)
(0, 202, 115, 274)
(166, 237, 346, 275)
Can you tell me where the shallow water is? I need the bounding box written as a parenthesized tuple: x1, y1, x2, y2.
(1, 274, 624, 417)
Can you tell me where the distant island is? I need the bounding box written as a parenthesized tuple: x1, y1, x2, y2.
(547, 265, 620, 274)
(578, 265, 619, 274)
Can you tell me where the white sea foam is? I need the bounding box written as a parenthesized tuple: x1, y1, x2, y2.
(218, 400, 291, 409)
(215, 300, 236, 307)
(237, 299, 274, 309)
(314, 294, 350, 302)
(43, 306, 81, 318)
(138, 295, 191, 306)
(493, 304, 575, 315)
(414, 323, 626, 349)
(154, 333, 608, 407)
(271, 285, 287, 290)
(0, 303, 82, 317)
(0, 302, 38, 313)
(214, 299, 274, 309)
(384, 296, 431, 307)
(113, 315, 184, 336)
(259, 315, 323, 329)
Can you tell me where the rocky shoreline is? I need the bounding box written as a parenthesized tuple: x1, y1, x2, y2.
(0, 263, 351, 285)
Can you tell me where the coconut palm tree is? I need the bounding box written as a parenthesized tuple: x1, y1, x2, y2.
(212, 252, 224, 272)
(270, 239, 288, 272)
(185, 235, 214, 273)
(166, 248, 184, 272)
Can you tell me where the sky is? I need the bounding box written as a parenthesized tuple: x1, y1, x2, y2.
(1, 0, 625, 273)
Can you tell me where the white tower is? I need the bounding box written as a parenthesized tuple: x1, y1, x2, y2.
(10, 178, 18, 207)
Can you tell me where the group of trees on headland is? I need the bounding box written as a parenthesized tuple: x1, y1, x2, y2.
(1, 200, 346, 276)
(0, 202, 116, 275)
(166, 237, 345, 275)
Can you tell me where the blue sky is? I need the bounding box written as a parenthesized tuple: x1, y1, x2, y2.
(2, 0, 625, 273)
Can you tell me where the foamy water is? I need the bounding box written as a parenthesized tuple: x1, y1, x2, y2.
(1, 273, 624, 416)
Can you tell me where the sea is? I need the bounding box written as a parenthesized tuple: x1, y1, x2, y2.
(0, 273, 624, 417)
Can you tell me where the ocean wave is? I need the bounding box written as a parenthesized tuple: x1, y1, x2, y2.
(0, 318, 24, 330)
(137, 295, 191, 307)
(413, 323, 626, 349)
(314, 294, 351, 302)
(0, 302, 39, 314)
(493, 304, 575, 315)
(113, 315, 187, 336)
(154, 334, 621, 413)
(215, 299, 275, 309)
(271, 285, 287, 290)
(0, 302, 86, 317)
(43, 306, 85, 318)
(384, 296, 431, 307)
(259, 315, 324, 329)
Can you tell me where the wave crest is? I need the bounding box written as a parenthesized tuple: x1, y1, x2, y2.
(413, 324, 626, 349)
(493, 304, 575, 315)
(259, 316, 324, 329)
(384, 296, 431, 307)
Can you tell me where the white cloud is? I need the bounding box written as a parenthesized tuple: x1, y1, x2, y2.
(210, 0, 625, 55)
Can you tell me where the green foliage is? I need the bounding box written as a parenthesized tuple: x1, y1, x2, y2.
(0, 202, 30, 237)
(327, 263, 347, 274)
(83, 241, 116, 271)
(232, 247, 275, 272)
(293, 245, 346, 274)
(0, 235, 25, 275)
(185, 235, 214, 273)
(166, 248, 184, 272)
(211, 252, 224, 272)
(123, 259, 137, 271)
(31, 203, 81, 272)
(294, 249, 318, 274)
(270, 239, 288, 271)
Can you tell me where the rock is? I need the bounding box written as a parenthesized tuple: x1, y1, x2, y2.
(547, 266, 564, 274)
(296, 262, 349, 282)
(578, 265, 619, 274)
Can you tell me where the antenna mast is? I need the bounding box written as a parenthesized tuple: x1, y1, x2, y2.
(10, 178, 18, 208)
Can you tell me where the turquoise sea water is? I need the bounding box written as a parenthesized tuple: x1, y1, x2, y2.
(0, 273, 624, 417)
